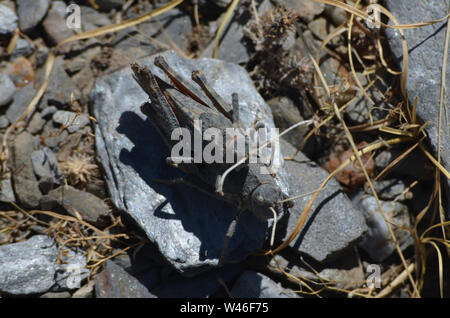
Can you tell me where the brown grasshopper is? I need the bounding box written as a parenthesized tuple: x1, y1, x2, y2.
(131, 56, 292, 263)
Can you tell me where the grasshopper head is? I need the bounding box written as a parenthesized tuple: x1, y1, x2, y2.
(251, 182, 286, 222)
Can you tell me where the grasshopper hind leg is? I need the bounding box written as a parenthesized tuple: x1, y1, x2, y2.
(191, 70, 234, 121)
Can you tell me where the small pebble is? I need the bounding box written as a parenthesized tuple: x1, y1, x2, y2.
(11, 38, 35, 58)
(52, 110, 90, 133)
(0, 74, 16, 107)
(17, 0, 50, 33)
(0, 4, 18, 36)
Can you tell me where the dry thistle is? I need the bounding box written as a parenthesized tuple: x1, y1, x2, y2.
(243, 6, 312, 95)
(60, 152, 99, 186)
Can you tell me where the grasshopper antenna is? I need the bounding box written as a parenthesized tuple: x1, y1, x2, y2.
(277, 188, 326, 204)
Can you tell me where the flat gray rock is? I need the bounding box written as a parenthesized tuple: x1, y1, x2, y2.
(384, 0, 450, 212)
(231, 270, 298, 298)
(279, 140, 368, 262)
(0, 235, 88, 295)
(17, 0, 50, 33)
(91, 50, 283, 275)
(40, 185, 110, 225)
(12, 131, 42, 209)
(0, 4, 17, 36)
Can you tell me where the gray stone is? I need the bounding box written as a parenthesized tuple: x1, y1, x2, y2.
(95, 260, 156, 298)
(279, 140, 368, 262)
(90, 50, 284, 275)
(52, 110, 90, 133)
(231, 271, 298, 298)
(0, 115, 9, 129)
(31, 147, 62, 192)
(6, 84, 36, 123)
(39, 57, 79, 108)
(0, 74, 16, 107)
(356, 195, 414, 262)
(201, 0, 273, 64)
(27, 112, 46, 134)
(40, 185, 110, 225)
(0, 4, 17, 36)
(137, 8, 192, 54)
(0, 236, 58, 295)
(384, 0, 450, 211)
(42, 9, 75, 47)
(0, 175, 16, 203)
(11, 38, 35, 58)
(41, 121, 69, 149)
(17, 0, 50, 33)
(41, 105, 58, 118)
(0, 235, 88, 295)
(13, 131, 42, 209)
(51, 1, 68, 17)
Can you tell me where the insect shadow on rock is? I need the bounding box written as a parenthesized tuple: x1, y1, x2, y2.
(131, 56, 296, 265)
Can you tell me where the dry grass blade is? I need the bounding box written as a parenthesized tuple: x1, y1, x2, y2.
(419, 144, 450, 179)
(422, 240, 444, 298)
(87, 0, 100, 10)
(213, 0, 240, 58)
(59, 0, 184, 46)
(375, 263, 415, 298)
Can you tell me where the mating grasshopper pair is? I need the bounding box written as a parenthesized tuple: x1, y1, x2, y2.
(131, 56, 292, 263)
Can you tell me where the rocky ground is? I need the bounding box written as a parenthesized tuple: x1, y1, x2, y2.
(0, 0, 448, 298)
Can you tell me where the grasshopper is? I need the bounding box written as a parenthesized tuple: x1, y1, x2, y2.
(131, 56, 292, 263)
